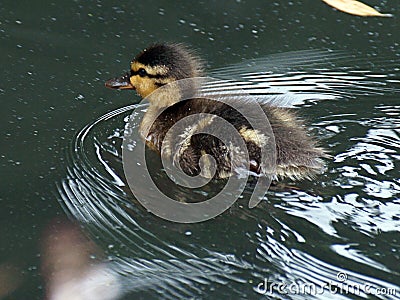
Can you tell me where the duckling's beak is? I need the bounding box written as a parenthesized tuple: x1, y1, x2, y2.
(105, 73, 135, 90)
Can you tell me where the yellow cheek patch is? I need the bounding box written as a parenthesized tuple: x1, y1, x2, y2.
(129, 76, 156, 98)
(128, 62, 173, 99)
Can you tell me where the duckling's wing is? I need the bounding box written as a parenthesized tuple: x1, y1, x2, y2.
(209, 50, 400, 107)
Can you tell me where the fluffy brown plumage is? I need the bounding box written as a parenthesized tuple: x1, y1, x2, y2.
(105, 43, 329, 180)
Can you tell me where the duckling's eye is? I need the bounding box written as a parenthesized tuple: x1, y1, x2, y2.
(138, 68, 147, 77)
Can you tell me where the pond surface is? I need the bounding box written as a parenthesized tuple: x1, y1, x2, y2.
(1, 0, 399, 299)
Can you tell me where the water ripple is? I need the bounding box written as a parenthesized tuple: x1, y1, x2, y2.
(56, 68, 400, 298)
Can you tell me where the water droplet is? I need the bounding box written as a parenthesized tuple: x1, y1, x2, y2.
(75, 94, 85, 100)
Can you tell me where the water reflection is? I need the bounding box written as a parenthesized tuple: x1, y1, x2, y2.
(57, 51, 400, 298)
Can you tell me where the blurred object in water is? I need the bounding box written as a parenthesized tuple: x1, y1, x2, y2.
(41, 219, 122, 300)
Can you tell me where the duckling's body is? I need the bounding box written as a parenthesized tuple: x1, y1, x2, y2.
(106, 43, 328, 181)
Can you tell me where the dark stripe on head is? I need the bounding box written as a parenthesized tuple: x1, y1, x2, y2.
(130, 69, 169, 79)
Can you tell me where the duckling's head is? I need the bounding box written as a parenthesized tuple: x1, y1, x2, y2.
(105, 43, 204, 99)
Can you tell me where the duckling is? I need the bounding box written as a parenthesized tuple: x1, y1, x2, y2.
(105, 43, 328, 180)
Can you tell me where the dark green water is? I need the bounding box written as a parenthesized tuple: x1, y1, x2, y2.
(1, 0, 399, 299)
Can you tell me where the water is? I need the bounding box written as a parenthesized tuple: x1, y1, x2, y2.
(1, 0, 399, 299)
